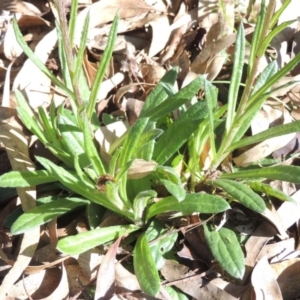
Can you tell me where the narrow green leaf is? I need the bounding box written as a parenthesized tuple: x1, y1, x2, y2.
(68, 0, 79, 47)
(74, 12, 90, 84)
(87, 13, 119, 119)
(251, 60, 278, 95)
(142, 76, 204, 121)
(257, 19, 297, 57)
(248, 0, 265, 74)
(35, 156, 127, 216)
(133, 190, 157, 225)
(146, 220, 177, 270)
(248, 50, 300, 108)
(119, 117, 149, 166)
(140, 68, 178, 117)
(220, 165, 300, 184)
(204, 225, 245, 279)
(213, 179, 266, 213)
(134, 233, 160, 296)
(86, 202, 106, 230)
(229, 120, 300, 151)
(15, 90, 47, 144)
(146, 193, 229, 221)
(83, 119, 106, 175)
(226, 23, 245, 133)
(58, 114, 89, 167)
(57, 225, 138, 255)
(37, 106, 63, 149)
(269, 0, 291, 29)
(0, 170, 56, 187)
(153, 101, 208, 164)
(204, 79, 217, 158)
(248, 181, 296, 204)
(159, 179, 186, 202)
(12, 18, 74, 98)
(11, 197, 88, 235)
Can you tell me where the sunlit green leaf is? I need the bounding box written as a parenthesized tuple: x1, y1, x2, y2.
(146, 193, 229, 221)
(146, 220, 177, 270)
(153, 100, 207, 164)
(204, 224, 245, 279)
(213, 179, 266, 213)
(220, 165, 300, 183)
(134, 233, 160, 296)
(11, 197, 88, 235)
(0, 170, 56, 187)
(57, 225, 138, 255)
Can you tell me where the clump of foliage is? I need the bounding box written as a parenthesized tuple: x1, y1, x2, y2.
(1, 0, 300, 297)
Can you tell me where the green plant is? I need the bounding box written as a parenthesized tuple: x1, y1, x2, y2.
(1, 0, 300, 297)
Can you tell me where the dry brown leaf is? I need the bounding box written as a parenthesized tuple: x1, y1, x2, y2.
(233, 107, 295, 167)
(13, 28, 56, 109)
(0, 116, 40, 297)
(257, 238, 295, 263)
(78, 248, 105, 281)
(40, 264, 69, 300)
(74, 0, 158, 47)
(242, 222, 277, 283)
(276, 189, 300, 230)
(95, 120, 129, 153)
(251, 256, 283, 300)
(127, 159, 157, 179)
(94, 236, 122, 299)
(271, 258, 300, 300)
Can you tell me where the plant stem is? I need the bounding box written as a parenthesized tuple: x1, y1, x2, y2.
(211, 0, 277, 169)
(54, 0, 83, 107)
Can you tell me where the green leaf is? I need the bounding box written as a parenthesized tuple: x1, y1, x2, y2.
(86, 202, 106, 230)
(248, 181, 296, 204)
(159, 179, 186, 202)
(118, 117, 149, 201)
(134, 233, 160, 296)
(142, 76, 204, 121)
(247, 0, 265, 73)
(133, 190, 157, 225)
(146, 220, 177, 270)
(15, 90, 47, 144)
(257, 19, 297, 57)
(153, 100, 208, 164)
(146, 193, 229, 221)
(87, 13, 119, 119)
(0, 170, 56, 187)
(251, 60, 278, 95)
(220, 165, 300, 183)
(140, 68, 178, 117)
(204, 79, 217, 158)
(74, 12, 90, 84)
(213, 179, 266, 213)
(57, 224, 138, 255)
(204, 225, 245, 279)
(229, 120, 300, 151)
(119, 117, 150, 166)
(164, 286, 189, 300)
(12, 18, 74, 99)
(83, 119, 106, 175)
(68, 0, 79, 47)
(11, 197, 88, 235)
(269, 0, 291, 29)
(35, 156, 126, 216)
(226, 23, 245, 133)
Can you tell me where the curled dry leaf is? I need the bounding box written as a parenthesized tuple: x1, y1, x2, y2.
(127, 159, 157, 179)
(252, 256, 283, 300)
(94, 236, 122, 299)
